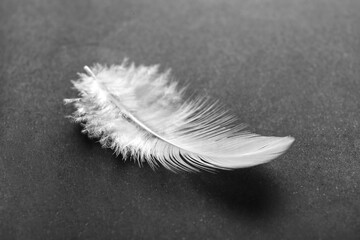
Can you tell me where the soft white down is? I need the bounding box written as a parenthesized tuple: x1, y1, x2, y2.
(64, 61, 294, 172)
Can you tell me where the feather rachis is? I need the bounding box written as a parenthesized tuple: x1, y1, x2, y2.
(65, 61, 294, 172)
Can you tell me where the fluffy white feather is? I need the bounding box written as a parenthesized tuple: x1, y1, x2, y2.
(64, 61, 294, 172)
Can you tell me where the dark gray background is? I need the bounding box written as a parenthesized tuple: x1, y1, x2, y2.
(1, 0, 360, 239)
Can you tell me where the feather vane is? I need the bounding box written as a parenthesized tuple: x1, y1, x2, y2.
(65, 61, 294, 172)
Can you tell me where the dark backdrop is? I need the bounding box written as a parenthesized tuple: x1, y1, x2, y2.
(1, 0, 360, 239)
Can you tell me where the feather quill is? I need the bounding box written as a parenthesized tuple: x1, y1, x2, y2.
(64, 61, 294, 172)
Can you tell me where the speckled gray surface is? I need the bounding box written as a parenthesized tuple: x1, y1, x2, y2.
(1, 0, 360, 239)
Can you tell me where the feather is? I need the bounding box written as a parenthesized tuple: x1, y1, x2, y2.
(64, 61, 294, 172)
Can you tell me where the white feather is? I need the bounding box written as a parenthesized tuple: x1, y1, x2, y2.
(64, 61, 294, 172)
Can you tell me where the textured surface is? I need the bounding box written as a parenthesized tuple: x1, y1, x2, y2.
(1, 0, 360, 239)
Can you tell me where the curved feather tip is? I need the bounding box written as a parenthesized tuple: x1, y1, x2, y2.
(64, 61, 294, 172)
